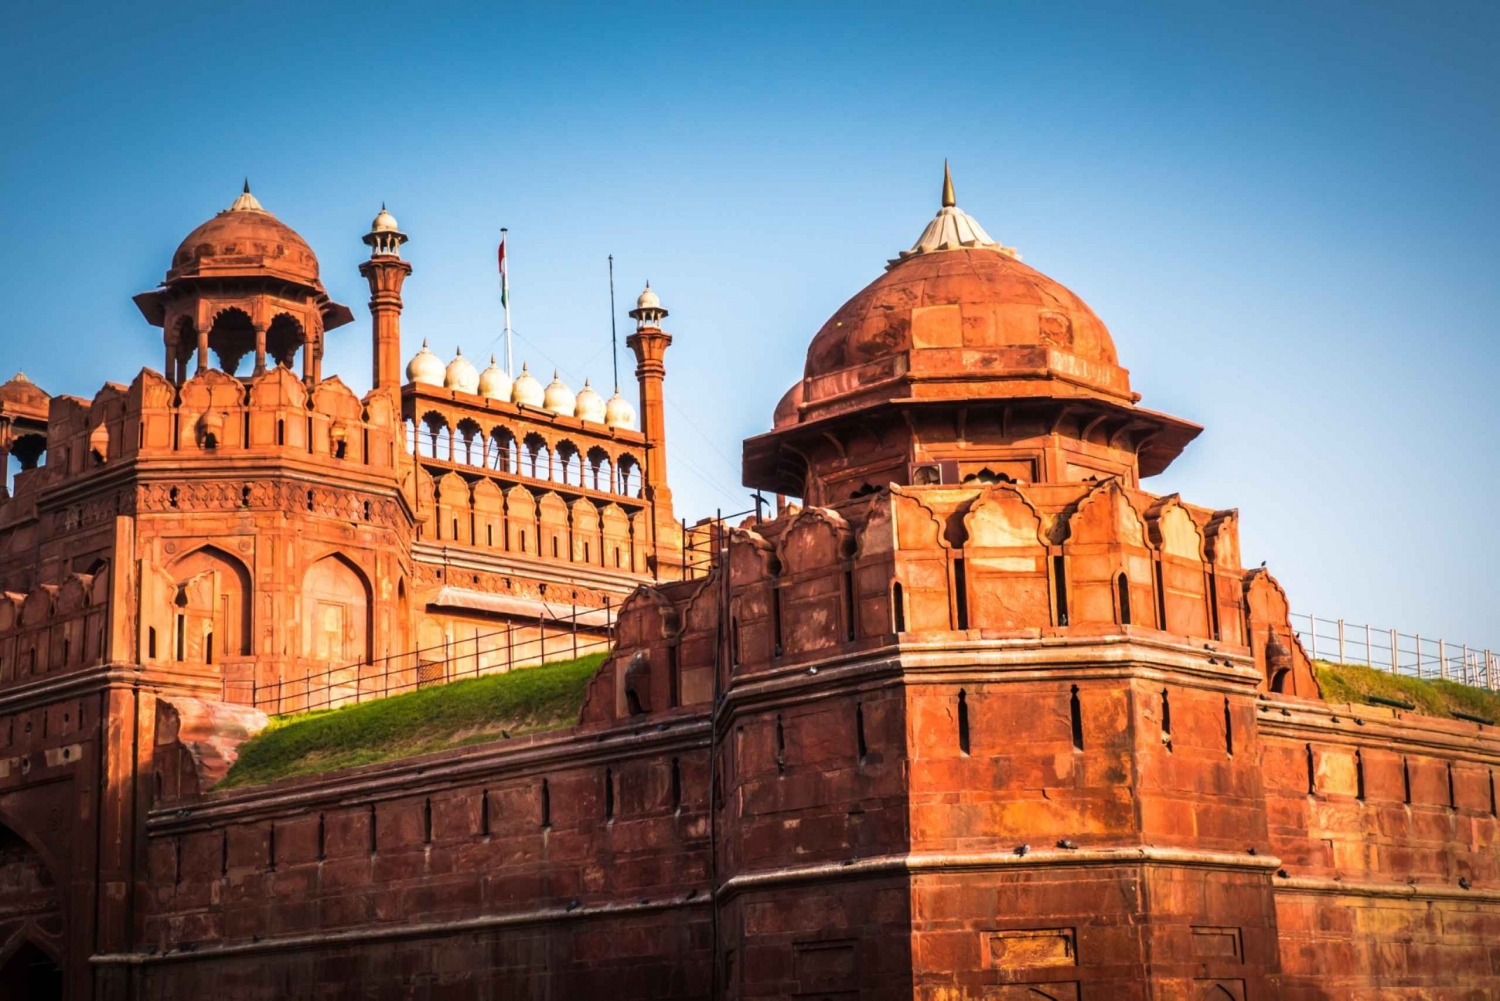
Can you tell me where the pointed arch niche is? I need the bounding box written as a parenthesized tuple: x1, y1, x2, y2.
(169, 545, 253, 663)
(301, 553, 372, 665)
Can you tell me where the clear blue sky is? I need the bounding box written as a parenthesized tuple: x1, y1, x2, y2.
(3, 2, 1496, 648)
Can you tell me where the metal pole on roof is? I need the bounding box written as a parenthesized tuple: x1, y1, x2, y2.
(609, 255, 620, 392)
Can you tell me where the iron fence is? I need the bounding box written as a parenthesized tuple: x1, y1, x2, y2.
(1289, 612, 1496, 689)
(222, 601, 615, 716)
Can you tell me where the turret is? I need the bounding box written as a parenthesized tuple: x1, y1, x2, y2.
(626, 283, 681, 576)
(359, 204, 412, 392)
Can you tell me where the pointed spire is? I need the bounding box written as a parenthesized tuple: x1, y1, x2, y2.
(941, 159, 955, 208)
(243, 178, 251, 194)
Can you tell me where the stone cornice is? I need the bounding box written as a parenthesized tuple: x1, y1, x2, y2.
(1276, 875, 1500, 903)
(1255, 697, 1500, 762)
(718, 633, 1261, 726)
(0, 664, 221, 715)
(716, 846, 1282, 901)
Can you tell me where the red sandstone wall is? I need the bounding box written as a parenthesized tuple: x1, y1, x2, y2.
(135, 723, 714, 998)
(1259, 699, 1500, 999)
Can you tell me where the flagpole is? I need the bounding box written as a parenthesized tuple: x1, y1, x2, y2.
(501, 227, 513, 378)
(608, 254, 619, 391)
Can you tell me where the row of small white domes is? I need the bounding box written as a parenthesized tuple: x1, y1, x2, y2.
(406, 342, 636, 429)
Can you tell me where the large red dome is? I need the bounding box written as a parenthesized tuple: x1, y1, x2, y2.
(804, 247, 1120, 381)
(166, 187, 321, 287)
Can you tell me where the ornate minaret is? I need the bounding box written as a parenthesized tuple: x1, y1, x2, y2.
(626, 283, 681, 576)
(359, 205, 412, 392)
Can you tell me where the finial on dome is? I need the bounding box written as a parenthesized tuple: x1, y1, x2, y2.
(228, 180, 265, 213)
(890, 166, 1018, 268)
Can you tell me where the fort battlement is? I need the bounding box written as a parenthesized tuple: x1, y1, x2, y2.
(0, 171, 1495, 1000)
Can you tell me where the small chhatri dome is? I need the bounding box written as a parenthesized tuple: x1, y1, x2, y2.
(444, 347, 480, 394)
(629, 281, 668, 329)
(605, 386, 636, 429)
(542, 370, 576, 415)
(364, 202, 408, 257)
(477, 355, 513, 401)
(574, 379, 606, 423)
(892, 161, 1019, 266)
(406, 339, 444, 385)
(511, 363, 545, 407)
(371, 204, 399, 232)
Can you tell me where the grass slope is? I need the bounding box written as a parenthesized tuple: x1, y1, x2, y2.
(220, 653, 606, 790)
(1314, 660, 1500, 723)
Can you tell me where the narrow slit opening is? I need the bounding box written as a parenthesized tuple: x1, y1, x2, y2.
(775, 714, 786, 775)
(953, 557, 969, 630)
(1052, 554, 1069, 626)
(957, 690, 970, 755)
(1070, 685, 1084, 750)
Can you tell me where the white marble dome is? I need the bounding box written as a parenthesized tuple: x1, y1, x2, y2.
(444, 348, 479, 394)
(477, 355, 512, 401)
(542, 370, 576, 415)
(573, 379, 606, 423)
(406, 340, 443, 385)
(511, 363, 544, 407)
(605, 386, 637, 429)
(636, 283, 660, 311)
(371, 205, 399, 233)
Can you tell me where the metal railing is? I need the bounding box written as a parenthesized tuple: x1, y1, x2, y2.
(222, 602, 615, 717)
(1290, 612, 1497, 689)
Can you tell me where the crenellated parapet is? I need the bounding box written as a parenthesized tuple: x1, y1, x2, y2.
(0, 570, 109, 685)
(585, 474, 1316, 730)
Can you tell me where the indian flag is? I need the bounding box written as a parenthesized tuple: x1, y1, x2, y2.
(497, 233, 509, 308)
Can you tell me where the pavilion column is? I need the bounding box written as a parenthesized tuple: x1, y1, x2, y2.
(164, 341, 176, 384)
(195, 328, 210, 374)
(253, 326, 267, 375)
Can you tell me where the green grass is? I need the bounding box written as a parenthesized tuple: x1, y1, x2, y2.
(1314, 660, 1500, 723)
(219, 653, 606, 790)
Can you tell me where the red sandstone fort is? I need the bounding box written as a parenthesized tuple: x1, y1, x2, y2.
(0, 167, 1495, 1000)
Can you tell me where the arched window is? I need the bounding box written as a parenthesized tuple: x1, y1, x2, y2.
(490, 428, 518, 472)
(1117, 572, 1132, 625)
(456, 419, 483, 466)
(617, 455, 639, 497)
(588, 448, 612, 493)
